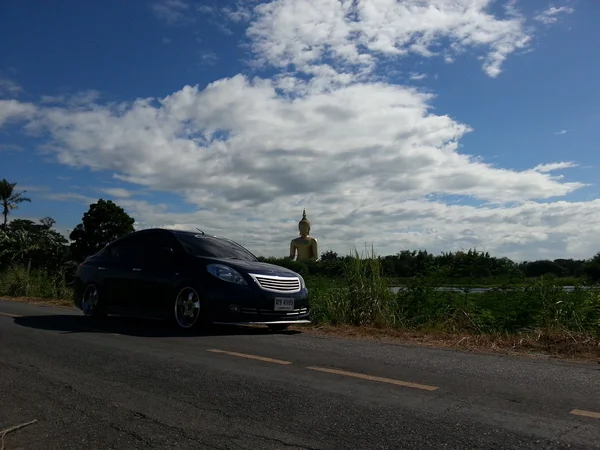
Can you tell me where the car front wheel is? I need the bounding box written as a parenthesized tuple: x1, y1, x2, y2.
(173, 287, 201, 330)
(81, 284, 106, 319)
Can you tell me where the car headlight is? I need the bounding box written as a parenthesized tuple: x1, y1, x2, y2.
(207, 264, 247, 285)
(298, 274, 306, 290)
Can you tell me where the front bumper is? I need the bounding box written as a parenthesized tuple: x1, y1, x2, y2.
(212, 319, 311, 325)
(203, 283, 311, 325)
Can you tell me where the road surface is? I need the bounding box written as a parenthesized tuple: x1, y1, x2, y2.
(1, 299, 599, 449)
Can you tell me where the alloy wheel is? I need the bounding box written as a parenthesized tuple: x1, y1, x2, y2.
(82, 284, 99, 317)
(174, 287, 201, 329)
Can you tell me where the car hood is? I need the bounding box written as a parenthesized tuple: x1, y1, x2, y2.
(202, 257, 300, 277)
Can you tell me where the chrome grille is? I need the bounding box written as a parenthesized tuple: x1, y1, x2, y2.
(250, 274, 301, 293)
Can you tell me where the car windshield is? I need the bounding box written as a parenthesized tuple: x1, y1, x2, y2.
(175, 233, 258, 261)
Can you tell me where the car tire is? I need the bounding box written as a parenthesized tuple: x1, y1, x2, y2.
(81, 284, 106, 319)
(173, 286, 202, 331)
(267, 324, 290, 332)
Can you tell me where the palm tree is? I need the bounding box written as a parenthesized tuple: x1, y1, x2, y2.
(0, 178, 31, 229)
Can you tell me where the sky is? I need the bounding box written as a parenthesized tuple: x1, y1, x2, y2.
(1, 0, 599, 261)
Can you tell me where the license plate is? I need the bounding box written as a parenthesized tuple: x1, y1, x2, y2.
(274, 297, 295, 311)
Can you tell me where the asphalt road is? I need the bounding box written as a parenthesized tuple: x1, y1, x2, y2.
(1, 299, 599, 450)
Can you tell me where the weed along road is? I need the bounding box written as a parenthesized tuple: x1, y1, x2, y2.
(1, 300, 599, 450)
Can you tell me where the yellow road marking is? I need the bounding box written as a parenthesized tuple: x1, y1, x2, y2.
(0, 311, 22, 318)
(306, 366, 439, 391)
(207, 349, 293, 365)
(570, 409, 600, 419)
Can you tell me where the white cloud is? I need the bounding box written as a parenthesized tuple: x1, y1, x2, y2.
(555, 129, 568, 135)
(0, 143, 23, 152)
(223, 2, 253, 22)
(0, 100, 36, 127)
(40, 90, 101, 106)
(409, 73, 427, 81)
(151, 0, 194, 25)
(198, 50, 219, 66)
(0, 76, 22, 96)
(247, 0, 532, 79)
(101, 188, 132, 198)
(41, 192, 96, 204)
(533, 162, 577, 173)
(0, 0, 593, 261)
(534, 5, 575, 25)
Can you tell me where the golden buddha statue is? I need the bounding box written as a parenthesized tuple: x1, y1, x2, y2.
(288, 209, 319, 262)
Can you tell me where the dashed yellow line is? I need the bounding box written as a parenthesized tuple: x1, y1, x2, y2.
(207, 349, 293, 365)
(306, 366, 439, 391)
(570, 409, 600, 419)
(0, 311, 22, 318)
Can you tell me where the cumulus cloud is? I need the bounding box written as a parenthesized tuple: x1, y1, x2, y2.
(247, 0, 532, 78)
(0, 0, 593, 260)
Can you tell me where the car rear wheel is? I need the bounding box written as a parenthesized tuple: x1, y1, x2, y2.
(81, 284, 106, 319)
(268, 324, 290, 332)
(174, 287, 201, 330)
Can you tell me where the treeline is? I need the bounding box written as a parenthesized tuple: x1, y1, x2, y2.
(260, 248, 600, 283)
(1, 178, 135, 279)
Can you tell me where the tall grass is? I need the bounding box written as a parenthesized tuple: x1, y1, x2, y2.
(310, 247, 394, 327)
(0, 265, 72, 300)
(309, 250, 600, 336)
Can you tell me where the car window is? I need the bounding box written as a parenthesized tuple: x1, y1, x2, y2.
(105, 234, 146, 264)
(106, 240, 139, 263)
(136, 231, 179, 267)
(175, 233, 258, 261)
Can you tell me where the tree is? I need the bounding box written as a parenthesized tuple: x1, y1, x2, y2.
(0, 217, 69, 272)
(0, 178, 31, 229)
(69, 199, 135, 262)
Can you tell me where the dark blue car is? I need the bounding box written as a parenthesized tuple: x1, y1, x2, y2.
(73, 228, 310, 331)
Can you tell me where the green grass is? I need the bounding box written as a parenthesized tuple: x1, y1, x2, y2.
(305, 253, 600, 336)
(0, 265, 72, 300)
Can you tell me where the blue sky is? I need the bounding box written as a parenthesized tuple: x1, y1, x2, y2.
(1, 0, 599, 260)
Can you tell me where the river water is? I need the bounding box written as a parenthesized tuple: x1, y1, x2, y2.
(389, 286, 598, 294)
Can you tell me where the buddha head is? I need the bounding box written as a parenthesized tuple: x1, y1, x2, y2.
(298, 209, 311, 237)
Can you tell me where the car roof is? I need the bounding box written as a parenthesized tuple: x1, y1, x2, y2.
(102, 228, 257, 259)
(125, 227, 236, 243)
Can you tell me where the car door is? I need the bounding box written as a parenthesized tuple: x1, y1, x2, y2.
(102, 236, 145, 314)
(130, 231, 183, 318)
(91, 242, 131, 312)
